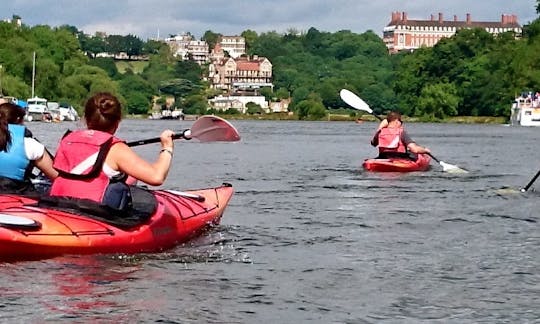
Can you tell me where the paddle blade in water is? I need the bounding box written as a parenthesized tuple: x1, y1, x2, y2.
(439, 161, 468, 174)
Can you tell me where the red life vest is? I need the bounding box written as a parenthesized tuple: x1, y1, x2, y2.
(377, 127, 407, 154)
(50, 129, 124, 202)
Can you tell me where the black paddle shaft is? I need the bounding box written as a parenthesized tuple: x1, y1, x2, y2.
(126, 130, 189, 147)
(522, 169, 540, 192)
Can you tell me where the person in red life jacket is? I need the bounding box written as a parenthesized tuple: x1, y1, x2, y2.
(370, 111, 430, 160)
(0, 102, 57, 194)
(49, 92, 175, 213)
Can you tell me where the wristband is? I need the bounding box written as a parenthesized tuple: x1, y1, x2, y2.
(160, 148, 173, 157)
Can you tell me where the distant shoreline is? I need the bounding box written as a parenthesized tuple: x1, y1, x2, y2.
(127, 113, 508, 124)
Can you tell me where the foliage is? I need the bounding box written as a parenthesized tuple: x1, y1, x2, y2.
(181, 94, 208, 115)
(2, 6, 540, 119)
(246, 102, 264, 114)
(417, 83, 459, 119)
(202, 30, 221, 50)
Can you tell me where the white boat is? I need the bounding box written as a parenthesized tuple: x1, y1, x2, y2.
(510, 94, 540, 126)
(26, 96, 48, 121)
(58, 103, 79, 121)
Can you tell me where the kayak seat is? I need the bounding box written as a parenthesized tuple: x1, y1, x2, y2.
(377, 152, 418, 161)
(37, 186, 157, 230)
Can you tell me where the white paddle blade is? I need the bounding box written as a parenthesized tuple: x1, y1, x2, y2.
(190, 115, 241, 142)
(340, 89, 373, 114)
(439, 161, 468, 174)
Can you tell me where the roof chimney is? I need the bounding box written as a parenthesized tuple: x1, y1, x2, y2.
(454, 15, 458, 22)
(466, 13, 471, 24)
(438, 12, 443, 24)
(402, 12, 407, 22)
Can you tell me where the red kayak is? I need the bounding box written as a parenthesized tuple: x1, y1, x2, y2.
(362, 153, 431, 172)
(0, 183, 233, 261)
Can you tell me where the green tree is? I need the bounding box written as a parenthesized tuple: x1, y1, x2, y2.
(202, 30, 221, 50)
(159, 79, 200, 105)
(118, 73, 154, 114)
(241, 29, 258, 51)
(417, 83, 459, 119)
(182, 94, 208, 114)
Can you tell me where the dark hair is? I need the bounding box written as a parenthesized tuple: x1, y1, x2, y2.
(0, 103, 26, 152)
(84, 92, 122, 132)
(386, 111, 402, 122)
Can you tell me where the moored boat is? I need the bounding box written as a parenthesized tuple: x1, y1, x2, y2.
(362, 153, 431, 172)
(0, 183, 234, 261)
(510, 92, 540, 126)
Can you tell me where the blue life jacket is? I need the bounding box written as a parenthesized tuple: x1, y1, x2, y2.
(0, 124, 31, 181)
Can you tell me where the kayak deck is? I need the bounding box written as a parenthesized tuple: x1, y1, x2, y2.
(362, 154, 431, 172)
(0, 183, 234, 261)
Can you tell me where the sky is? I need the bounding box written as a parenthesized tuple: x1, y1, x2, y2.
(2, 0, 537, 40)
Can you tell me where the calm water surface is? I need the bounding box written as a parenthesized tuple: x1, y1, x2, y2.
(0, 119, 538, 323)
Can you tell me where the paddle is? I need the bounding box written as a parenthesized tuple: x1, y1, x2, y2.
(520, 169, 540, 192)
(339, 88, 468, 173)
(126, 115, 240, 146)
(30, 115, 240, 189)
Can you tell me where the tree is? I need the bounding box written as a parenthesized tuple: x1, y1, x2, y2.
(295, 99, 327, 120)
(118, 73, 154, 114)
(202, 30, 221, 50)
(246, 102, 264, 114)
(158, 79, 200, 105)
(241, 29, 258, 51)
(182, 94, 208, 114)
(417, 83, 459, 119)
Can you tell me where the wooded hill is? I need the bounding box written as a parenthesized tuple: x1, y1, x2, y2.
(0, 7, 539, 120)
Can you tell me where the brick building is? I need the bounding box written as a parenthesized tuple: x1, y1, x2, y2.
(383, 12, 522, 54)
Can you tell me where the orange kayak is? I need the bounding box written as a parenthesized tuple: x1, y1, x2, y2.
(0, 183, 233, 261)
(362, 154, 431, 172)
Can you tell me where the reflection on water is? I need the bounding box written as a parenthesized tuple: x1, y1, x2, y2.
(0, 120, 538, 322)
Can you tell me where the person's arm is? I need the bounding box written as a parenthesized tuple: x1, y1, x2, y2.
(110, 130, 175, 186)
(407, 142, 430, 154)
(34, 150, 58, 180)
(402, 131, 430, 154)
(370, 130, 380, 147)
(24, 138, 58, 180)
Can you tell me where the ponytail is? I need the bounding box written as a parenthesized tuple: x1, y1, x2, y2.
(0, 103, 26, 152)
(0, 114, 9, 151)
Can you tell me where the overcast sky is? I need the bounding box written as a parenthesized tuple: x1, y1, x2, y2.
(3, 0, 537, 40)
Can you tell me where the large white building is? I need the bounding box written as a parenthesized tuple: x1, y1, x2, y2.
(383, 12, 522, 54)
(164, 33, 209, 65)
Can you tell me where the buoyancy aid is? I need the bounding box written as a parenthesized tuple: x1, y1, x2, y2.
(377, 127, 407, 154)
(0, 124, 31, 181)
(49, 129, 128, 207)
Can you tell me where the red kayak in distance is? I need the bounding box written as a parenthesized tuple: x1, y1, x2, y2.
(362, 153, 431, 172)
(0, 183, 234, 262)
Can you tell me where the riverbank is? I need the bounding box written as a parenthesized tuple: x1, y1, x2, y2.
(212, 113, 508, 124)
(128, 112, 508, 124)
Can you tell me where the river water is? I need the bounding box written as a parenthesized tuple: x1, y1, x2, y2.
(0, 119, 538, 323)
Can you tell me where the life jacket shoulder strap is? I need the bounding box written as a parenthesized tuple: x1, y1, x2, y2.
(55, 136, 115, 180)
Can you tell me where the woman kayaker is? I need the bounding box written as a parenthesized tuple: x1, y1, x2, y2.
(0, 102, 57, 194)
(370, 111, 430, 160)
(49, 92, 175, 213)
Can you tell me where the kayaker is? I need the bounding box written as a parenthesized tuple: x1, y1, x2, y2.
(370, 111, 430, 160)
(49, 92, 175, 214)
(0, 102, 57, 194)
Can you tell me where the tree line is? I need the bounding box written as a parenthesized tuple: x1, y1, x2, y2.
(0, 5, 539, 120)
